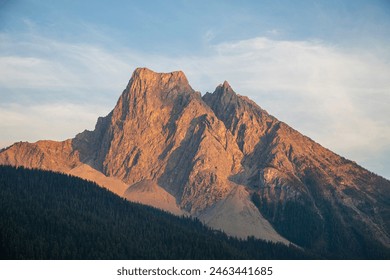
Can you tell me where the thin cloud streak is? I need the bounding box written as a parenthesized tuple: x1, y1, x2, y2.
(1, 34, 389, 178)
(0, 36, 131, 91)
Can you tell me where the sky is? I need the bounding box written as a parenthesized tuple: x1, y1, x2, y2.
(0, 0, 390, 178)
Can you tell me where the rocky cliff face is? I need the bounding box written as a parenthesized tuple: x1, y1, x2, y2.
(204, 80, 390, 255)
(1, 67, 389, 257)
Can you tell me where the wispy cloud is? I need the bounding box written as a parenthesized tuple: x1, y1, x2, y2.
(0, 34, 131, 91)
(0, 102, 108, 148)
(1, 34, 389, 177)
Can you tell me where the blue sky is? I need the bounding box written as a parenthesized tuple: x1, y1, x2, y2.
(1, 0, 390, 178)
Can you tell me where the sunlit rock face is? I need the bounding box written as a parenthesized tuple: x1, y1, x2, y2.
(1, 67, 389, 252)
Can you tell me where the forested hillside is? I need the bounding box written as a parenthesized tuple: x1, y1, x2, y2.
(0, 165, 310, 260)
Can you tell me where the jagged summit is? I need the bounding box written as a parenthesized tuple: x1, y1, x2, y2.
(118, 68, 196, 112)
(222, 80, 230, 87)
(1, 67, 389, 258)
(131, 67, 188, 83)
(131, 67, 185, 78)
(221, 80, 231, 89)
(127, 67, 190, 92)
(212, 80, 235, 97)
(202, 80, 239, 116)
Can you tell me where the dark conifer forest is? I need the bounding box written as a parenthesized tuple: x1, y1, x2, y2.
(0, 165, 312, 260)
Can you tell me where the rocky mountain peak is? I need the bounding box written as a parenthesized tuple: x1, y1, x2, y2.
(221, 80, 231, 89)
(214, 80, 235, 97)
(131, 67, 187, 83)
(201, 81, 238, 118)
(126, 67, 192, 96)
(1, 67, 389, 258)
(111, 68, 196, 125)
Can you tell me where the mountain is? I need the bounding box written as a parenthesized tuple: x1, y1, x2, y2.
(1, 67, 389, 258)
(0, 165, 310, 259)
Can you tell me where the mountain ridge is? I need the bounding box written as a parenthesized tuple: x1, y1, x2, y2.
(1, 67, 389, 257)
